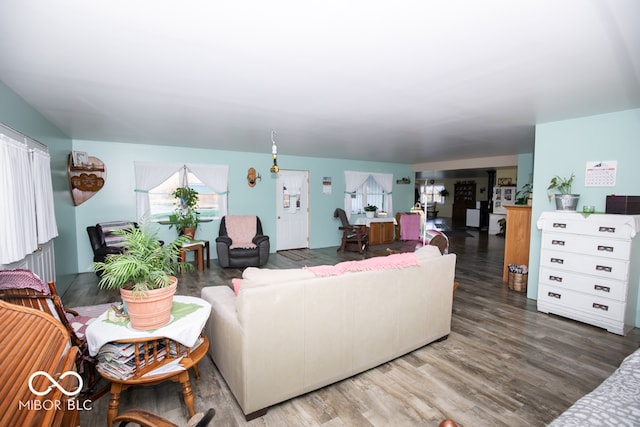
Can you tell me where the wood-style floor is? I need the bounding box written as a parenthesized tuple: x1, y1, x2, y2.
(62, 219, 640, 427)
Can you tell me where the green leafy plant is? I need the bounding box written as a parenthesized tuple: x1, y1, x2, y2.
(93, 226, 193, 295)
(547, 173, 575, 195)
(439, 188, 450, 198)
(170, 187, 199, 233)
(515, 183, 532, 205)
(364, 204, 378, 212)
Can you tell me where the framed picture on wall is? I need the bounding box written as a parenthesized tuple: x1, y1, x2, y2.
(497, 178, 513, 186)
(71, 151, 89, 167)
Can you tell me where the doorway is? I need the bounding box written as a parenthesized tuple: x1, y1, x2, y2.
(275, 170, 310, 251)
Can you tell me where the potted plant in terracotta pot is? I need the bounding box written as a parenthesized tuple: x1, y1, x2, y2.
(93, 225, 193, 330)
(364, 204, 378, 218)
(170, 187, 199, 239)
(547, 173, 579, 211)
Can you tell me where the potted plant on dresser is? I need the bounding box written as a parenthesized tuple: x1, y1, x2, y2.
(547, 173, 579, 211)
(93, 225, 192, 330)
(364, 204, 378, 218)
(170, 186, 199, 239)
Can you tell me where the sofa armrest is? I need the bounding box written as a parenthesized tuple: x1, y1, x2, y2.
(216, 236, 232, 246)
(201, 286, 246, 406)
(253, 235, 269, 245)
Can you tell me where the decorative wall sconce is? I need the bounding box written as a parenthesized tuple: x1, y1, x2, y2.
(247, 167, 261, 187)
(270, 130, 279, 173)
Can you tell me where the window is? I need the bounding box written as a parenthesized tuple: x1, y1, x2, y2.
(420, 183, 445, 205)
(350, 176, 386, 214)
(148, 172, 221, 221)
(134, 162, 229, 223)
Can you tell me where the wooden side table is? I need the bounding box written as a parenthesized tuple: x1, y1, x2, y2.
(85, 295, 212, 426)
(102, 334, 209, 426)
(178, 240, 210, 272)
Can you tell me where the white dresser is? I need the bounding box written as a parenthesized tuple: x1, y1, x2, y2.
(537, 212, 640, 335)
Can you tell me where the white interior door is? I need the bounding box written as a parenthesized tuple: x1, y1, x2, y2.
(276, 170, 309, 251)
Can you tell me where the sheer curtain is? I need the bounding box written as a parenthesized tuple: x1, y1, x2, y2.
(187, 163, 229, 218)
(371, 172, 393, 214)
(344, 171, 371, 218)
(0, 134, 58, 264)
(134, 162, 184, 221)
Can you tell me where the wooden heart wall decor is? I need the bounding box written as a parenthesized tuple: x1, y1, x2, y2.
(67, 154, 106, 206)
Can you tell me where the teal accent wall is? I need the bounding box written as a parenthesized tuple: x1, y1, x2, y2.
(72, 139, 414, 273)
(529, 108, 640, 326)
(0, 81, 77, 294)
(516, 153, 534, 189)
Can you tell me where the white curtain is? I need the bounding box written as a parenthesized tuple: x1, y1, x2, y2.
(134, 162, 184, 221)
(0, 134, 58, 264)
(187, 163, 229, 217)
(371, 172, 394, 215)
(344, 171, 394, 217)
(344, 171, 371, 217)
(134, 161, 229, 221)
(32, 150, 59, 243)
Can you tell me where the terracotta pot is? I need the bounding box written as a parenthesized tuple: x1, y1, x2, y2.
(182, 227, 196, 240)
(120, 277, 177, 330)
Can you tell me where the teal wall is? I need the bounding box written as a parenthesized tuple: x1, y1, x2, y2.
(72, 139, 414, 273)
(0, 81, 77, 294)
(516, 153, 534, 189)
(529, 108, 640, 325)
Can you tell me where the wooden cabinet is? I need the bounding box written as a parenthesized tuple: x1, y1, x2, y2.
(502, 205, 532, 282)
(536, 212, 640, 335)
(453, 181, 476, 227)
(369, 221, 395, 245)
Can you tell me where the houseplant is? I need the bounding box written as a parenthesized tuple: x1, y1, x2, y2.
(515, 183, 533, 205)
(547, 173, 579, 211)
(364, 204, 378, 218)
(93, 225, 193, 330)
(170, 187, 199, 239)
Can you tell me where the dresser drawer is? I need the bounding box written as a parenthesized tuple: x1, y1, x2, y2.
(540, 249, 630, 281)
(541, 232, 631, 260)
(539, 216, 635, 239)
(539, 266, 627, 301)
(538, 283, 625, 322)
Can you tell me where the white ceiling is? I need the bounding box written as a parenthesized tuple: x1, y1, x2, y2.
(1, 1, 639, 165)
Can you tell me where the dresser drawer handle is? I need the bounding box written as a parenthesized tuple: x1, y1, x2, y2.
(599, 226, 616, 233)
(596, 265, 612, 273)
(552, 240, 565, 246)
(553, 223, 567, 229)
(548, 292, 561, 299)
(594, 285, 610, 293)
(597, 245, 614, 252)
(592, 303, 609, 311)
(550, 258, 564, 264)
(549, 275, 563, 282)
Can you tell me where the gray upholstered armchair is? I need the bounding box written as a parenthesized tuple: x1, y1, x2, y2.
(216, 216, 270, 268)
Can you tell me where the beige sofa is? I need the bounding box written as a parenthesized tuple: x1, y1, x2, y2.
(200, 245, 457, 419)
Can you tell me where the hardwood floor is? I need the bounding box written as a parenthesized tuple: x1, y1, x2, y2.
(63, 221, 640, 426)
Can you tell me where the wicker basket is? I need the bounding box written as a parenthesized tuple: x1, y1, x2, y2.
(508, 272, 528, 292)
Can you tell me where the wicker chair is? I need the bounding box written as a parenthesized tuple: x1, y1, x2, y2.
(0, 269, 112, 399)
(0, 300, 80, 426)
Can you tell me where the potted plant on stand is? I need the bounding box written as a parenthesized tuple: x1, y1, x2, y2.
(93, 226, 193, 330)
(364, 204, 378, 218)
(547, 173, 579, 211)
(170, 187, 199, 239)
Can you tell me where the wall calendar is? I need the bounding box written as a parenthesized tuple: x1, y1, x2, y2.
(585, 160, 617, 187)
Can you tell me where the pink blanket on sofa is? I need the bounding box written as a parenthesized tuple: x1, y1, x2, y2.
(304, 253, 420, 277)
(226, 216, 257, 249)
